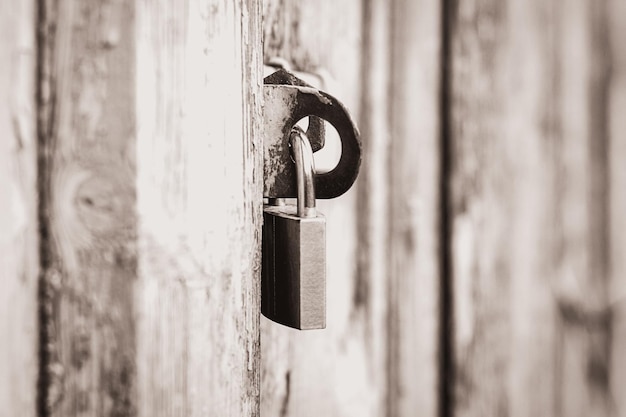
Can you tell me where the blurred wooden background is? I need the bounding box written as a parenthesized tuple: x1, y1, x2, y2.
(1, 0, 624, 416)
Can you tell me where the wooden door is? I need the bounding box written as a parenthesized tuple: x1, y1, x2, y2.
(3, 0, 263, 416)
(260, 1, 626, 417)
(1, 1, 38, 414)
(2, 1, 625, 417)
(447, 2, 626, 416)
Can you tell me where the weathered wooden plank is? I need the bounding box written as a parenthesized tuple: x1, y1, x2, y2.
(609, 0, 626, 415)
(448, 1, 617, 416)
(134, 0, 263, 416)
(0, 0, 38, 415)
(262, 1, 442, 415)
(387, 0, 442, 416)
(555, 2, 612, 415)
(38, 0, 263, 415)
(448, 2, 515, 414)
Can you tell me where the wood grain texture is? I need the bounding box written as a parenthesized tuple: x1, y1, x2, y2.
(26, 1, 622, 415)
(38, 0, 263, 416)
(135, 0, 263, 416)
(448, 1, 619, 416)
(261, 1, 442, 416)
(38, 0, 138, 415)
(449, 3, 550, 414)
(387, 0, 441, 416)
(0, 0, 38, 415)
(609, 0, 626, 415)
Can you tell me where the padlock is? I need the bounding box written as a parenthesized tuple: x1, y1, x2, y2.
(262, 128, 326, 330)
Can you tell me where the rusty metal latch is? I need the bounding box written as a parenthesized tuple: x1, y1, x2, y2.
(263, 68, 362, 199)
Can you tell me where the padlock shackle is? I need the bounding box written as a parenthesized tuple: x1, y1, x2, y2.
(263, 84, 361, 199)
(290, 129, 317, 218)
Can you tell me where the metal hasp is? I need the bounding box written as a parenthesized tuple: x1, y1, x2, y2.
(263, 69, 362, 199)
(262, 70, 361, 330)
(264, 68, 326, 153)
(262, 130, 326, 330)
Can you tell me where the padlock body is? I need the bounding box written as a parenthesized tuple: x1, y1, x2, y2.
(262, 205, 326, 330)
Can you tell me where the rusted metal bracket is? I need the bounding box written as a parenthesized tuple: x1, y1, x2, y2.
(263, 70, 361, 199)
(264, 69, 326, 152)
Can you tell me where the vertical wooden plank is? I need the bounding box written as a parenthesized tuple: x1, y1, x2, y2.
(557, 3, 612, 415)
(448, 0, 616, 416)
(261, 1, 442, 415)
(448, 2, 515, 412)
(609, 0, 626, 415)
(356, 1, 390, 416)
(135, 0, 263, 416)
(0, 0, 38, 415)
(387, 0, 442, 416)
(38, 1, 138, 415)
(39, 0, 263, 416)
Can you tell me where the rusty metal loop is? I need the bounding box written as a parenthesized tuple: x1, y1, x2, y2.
(264, 69, 325, 152)
(282, 86, 361, 199)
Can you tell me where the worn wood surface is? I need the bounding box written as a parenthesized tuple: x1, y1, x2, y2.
(38, 1, 140, 414)
(387, 0, 442, 416)
(135, 0, 262, 415)
(609, 0, 626, 415)
(261, 1, 381, 416)
(4, 1, 623, 416)
(38, 0, 263, 416)
(0, 0, 38, 415)
(261, 1, 442, 416)
(448, 1, 623, 416)
(357, 1, 393, 415)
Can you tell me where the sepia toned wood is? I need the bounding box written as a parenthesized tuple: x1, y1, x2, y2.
(356, 0, 392, 414)
(554, 5, 614, 415)
(15, 0, 622, 415)
(37, 1, 141, 415)
(134, 0, 263, 415)
(448, 3, 552, 414)
(448, 1, 620, 416)
(137, 1, 263, 416)
(38, 0, 263, 416)
(0, 0, 38, 415)
(609, 0, 626, 415)
(261, 1, 442, 416)
(386, 0, 442, 416)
